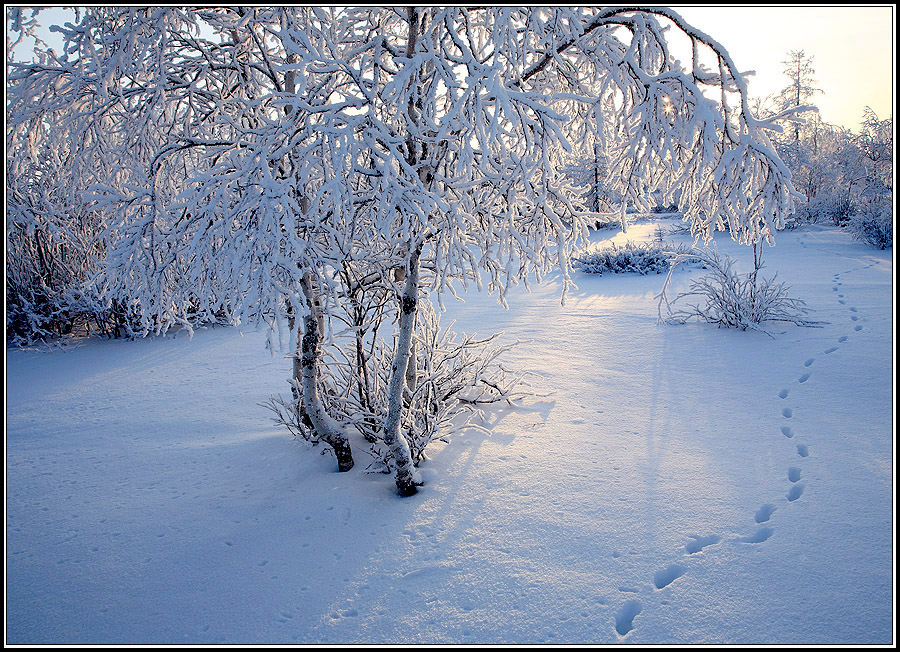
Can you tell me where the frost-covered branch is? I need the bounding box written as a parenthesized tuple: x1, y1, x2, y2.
(8, 7, 801, 493)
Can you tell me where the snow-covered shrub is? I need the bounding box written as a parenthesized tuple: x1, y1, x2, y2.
(265, 300, 531, 470)
(795, 194, 855, 225)
(574, 241, 697, 276)
(658, 247, 823, 335)
(589, 214, 625, 230)
(6, 283, 57, 346)
(778, 216, 802, 230)
(848, 201, 893, 249)
(4, 222, 105, 346)
(362, 305, 532, 470)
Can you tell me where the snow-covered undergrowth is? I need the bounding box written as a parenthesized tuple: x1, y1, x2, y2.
(658, 247, 824, 335)
(6, 220, 893, 644)
(573, 240, 698, 276)
(848, 201, 893, 250)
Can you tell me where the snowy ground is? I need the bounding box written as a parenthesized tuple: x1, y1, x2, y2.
(5, 219, 894, 644)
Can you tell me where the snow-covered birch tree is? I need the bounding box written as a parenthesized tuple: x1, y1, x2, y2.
(7, 7, 800, 496)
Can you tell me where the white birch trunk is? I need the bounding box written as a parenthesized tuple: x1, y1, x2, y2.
(298, 274, 354, 472)
(382, 244, 422, 496)
(619, 202, 628, 233)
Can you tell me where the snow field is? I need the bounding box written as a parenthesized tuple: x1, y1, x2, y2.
(6, 220, 893, 644)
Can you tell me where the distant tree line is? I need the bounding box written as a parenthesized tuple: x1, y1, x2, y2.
(765, 50, 892, 247)
(562, 49, 892, 248)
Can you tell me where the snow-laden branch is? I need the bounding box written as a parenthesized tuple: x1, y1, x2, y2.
(7, 7, 801, 492)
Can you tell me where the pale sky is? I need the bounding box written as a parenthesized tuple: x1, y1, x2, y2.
(669, 5, 894, 131)
(9, 6, 895, 131)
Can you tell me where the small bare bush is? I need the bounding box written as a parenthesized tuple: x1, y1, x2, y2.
(658, 246, 824, 336)
(347, 303, 534, 471)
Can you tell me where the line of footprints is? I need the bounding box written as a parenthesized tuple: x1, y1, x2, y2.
(614, 268, 864, 638)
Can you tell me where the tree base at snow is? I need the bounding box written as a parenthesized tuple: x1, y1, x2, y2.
(265, 302, 535, 489)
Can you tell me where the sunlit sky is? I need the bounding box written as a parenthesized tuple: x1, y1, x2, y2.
(8, 5, 895, 131)
(669, 5, 894, 131)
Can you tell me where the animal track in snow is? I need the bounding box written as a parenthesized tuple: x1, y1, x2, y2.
(614, 600, 642, 636)
(755, 504, 776, 523)
(617, 258, 844, 632)
(653, 564, 686, 589)
(685, 534, 721, 554)
(849, 306, 857, 312)
(855, 325, 863, 331)
(738, 527, 774, 544)
(851, 315, 859, 321)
